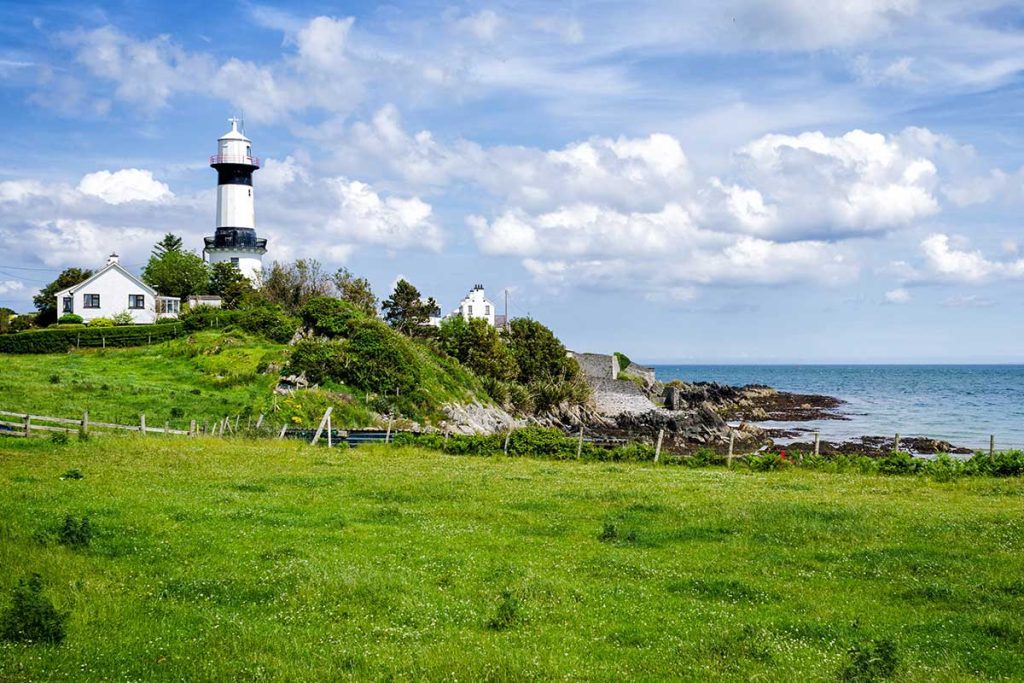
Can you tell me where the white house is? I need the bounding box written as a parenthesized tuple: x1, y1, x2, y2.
(55, 254, 180, 324)
(452, 284, 498, 327)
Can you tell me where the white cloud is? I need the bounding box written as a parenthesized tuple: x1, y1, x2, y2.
(78, 169, 172, 204)
(712, 129, 940, 239)
(942, 294, 994, 308)
(884, 287, 911, 303)
(0, 280, 25, 295)
(326, 179, 442, 252)
(0, 180, 46, 203)
(455, 10, 502, 42)
(919, 233, 1024, 283)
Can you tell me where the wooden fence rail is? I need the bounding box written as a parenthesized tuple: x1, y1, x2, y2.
(0, 409, 190, 437)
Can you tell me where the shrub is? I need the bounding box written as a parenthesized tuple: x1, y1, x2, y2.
(840, 638, 899, 682)
(111, 310, 134, 326)
(0, 322, 185, 354)
(614, 351, 632, 371)
(598, 521, 619, 542)
(181, 305, 244, 332)
(923, 453, 965, 482)
(878, 451, 922, 475)
(748, 452, 788, 472)
(87, 317, 114, 327)
(300, 297, 364, 338)
(170, 406, 185, 419)
(234, 304, 298, 344)
(966, 450, 1024, 477)
(60, 469, 83, 480)
(9, 313, 37, 332)
(287, 339, 346, 384)
(57, 515, 92, 548)
(57, 314, 83, 325)
(50, 432, 70, 446)
(0, 574, 67, 644)
(340, 320, 420, 395)
(48, 373, 61, 384)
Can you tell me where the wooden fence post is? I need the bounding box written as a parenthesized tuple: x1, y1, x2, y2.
(654, 428, 664, 463)
(990, 435, 995, 459)
(278, 424, 288, 439)
(894, 433, 900, 453)
(386, 418, 393, 444)
(726, 432, 735, 468)
(503, 428, 512, 455)
(139, 413, 146, 435)
(814, 431, 820, 457)
(255, 414, 264, 430)
(444, 427, 450, 446)
(81, 410, 89, 437)
(164, 421, 169, 435)
(23, 414, 30, 437)
(310, 407, 333, 446)
(234, 415, 240, 432)
(327, 414, 333, 448)
(189, 419, 197, 437)
(576, 426, 584, 459)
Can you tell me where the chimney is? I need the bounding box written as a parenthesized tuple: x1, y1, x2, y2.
(106, 252, 120, 265)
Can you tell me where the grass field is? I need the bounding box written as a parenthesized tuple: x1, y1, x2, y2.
(0, 331, 383, 432)
(1, 436, 1022, 681)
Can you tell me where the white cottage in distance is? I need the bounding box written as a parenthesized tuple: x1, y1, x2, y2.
(451, 284, 507, 328)
(54, 254, 180, 324)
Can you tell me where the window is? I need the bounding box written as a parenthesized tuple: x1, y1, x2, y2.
(83, 294, 100, 309)
(231, 257, 239, 265)
(468, 305, 473, 316)
(129, 294, 145, 309)
(485, 305, 490, 315)
(62, 297, 73, 313)
(246, 145, 252, 157)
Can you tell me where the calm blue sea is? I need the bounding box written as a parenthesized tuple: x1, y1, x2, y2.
(652, 365, 1024, 450)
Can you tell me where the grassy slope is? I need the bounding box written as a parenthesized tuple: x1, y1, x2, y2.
(1, 437, 1022, 680)
(0, 331, 379, 431)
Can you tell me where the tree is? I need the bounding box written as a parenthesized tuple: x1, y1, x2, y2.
(505, 318, 580, 385)
(33, 268, 93, 326)
(152, 233, 183, 258)
(332, 267, 378, 317)
(381, 279, 436, 335)
(261, 259, 333, 314)
(438, 316, 518, 381)
(142, 249, 209, 300)
(209, 261, 247, 296)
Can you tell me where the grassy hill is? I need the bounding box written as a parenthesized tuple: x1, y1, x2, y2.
(1, 436, 1022, 680)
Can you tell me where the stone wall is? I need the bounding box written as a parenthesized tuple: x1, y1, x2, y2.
(571, 352, 618, 380)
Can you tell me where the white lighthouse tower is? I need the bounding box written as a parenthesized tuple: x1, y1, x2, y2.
(203, 118, 266, 282)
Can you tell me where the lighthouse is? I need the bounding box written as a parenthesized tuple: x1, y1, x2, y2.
(203, 117, 266, 282)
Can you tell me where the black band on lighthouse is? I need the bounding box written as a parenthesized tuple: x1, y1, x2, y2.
(216, 165, 254, 186)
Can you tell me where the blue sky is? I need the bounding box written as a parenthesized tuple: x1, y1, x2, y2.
(1, 1, 1024, 362)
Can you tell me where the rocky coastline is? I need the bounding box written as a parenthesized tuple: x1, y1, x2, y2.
(569, 351, 976, 456)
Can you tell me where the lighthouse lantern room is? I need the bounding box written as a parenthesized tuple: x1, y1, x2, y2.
(203, 117, 266, 282)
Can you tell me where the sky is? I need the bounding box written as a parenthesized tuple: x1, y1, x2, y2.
(1, 0, 1023, 363)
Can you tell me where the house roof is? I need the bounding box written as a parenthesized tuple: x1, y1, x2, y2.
(54, 261, 159, 298)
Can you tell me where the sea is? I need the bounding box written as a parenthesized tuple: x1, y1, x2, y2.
(652, 365, 1024, 451)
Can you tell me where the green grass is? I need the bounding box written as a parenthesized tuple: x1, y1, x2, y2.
(0, 331, 376, 431)
(1, 436, 1022, 680)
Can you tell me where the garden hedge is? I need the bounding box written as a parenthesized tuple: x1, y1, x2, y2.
(0, 323, 186, 354)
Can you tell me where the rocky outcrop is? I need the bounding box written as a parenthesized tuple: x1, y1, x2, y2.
(442, 401, 523, 435)
(590, 378, 658, 416)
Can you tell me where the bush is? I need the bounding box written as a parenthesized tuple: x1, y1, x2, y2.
(87, 317, 114, 327)
(747, 452, 789, 471)
(840, 638, 899, 682)
(180, 305, 244, 332)
(10, 314, 37, 332)
(48, 373, 61, 384)
(0, 574, 67, 644)
(966, 449, 1024, 477)
(287, 339, 346, 384)
(0, 323, 185, 354)
(57, 313, 83, 325)
(340, 320, 421, 395)
(614, 351, 632, 371)
(878, 451, 922, 475)
(57, 515, 92, 548)
(50, 432, 70, 446)
(234, 305, 298, 343)
(111, 310, 134, 326)
(300, 297, 364, 338)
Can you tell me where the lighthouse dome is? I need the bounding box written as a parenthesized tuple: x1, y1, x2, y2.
(214, 117, 256, 166)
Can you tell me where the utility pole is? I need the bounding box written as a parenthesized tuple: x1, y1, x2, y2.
(504, 288, 510, 332)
